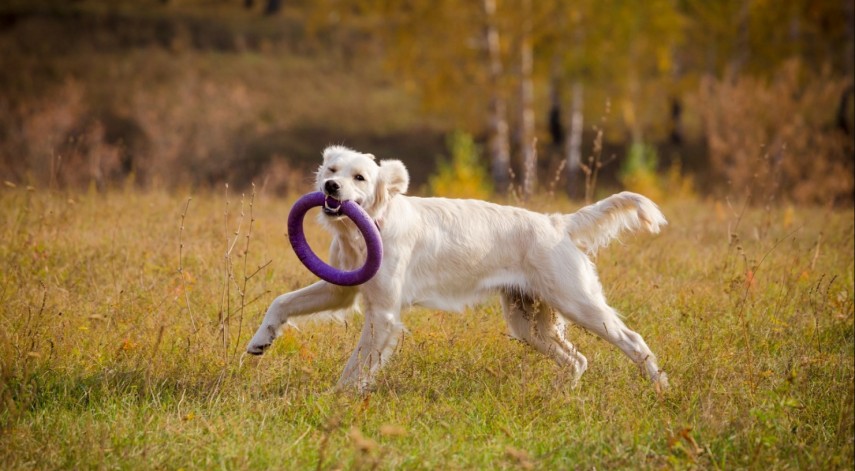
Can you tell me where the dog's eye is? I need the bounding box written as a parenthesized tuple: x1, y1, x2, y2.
(354, 174, 365, 181)
(328, 167, 337, 174)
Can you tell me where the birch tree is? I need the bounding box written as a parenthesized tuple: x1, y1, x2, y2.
(517, 0, 536, 198)
(483, 0, 511, 193)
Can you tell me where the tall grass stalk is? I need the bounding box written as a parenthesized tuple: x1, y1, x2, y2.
(178, 196, 197, 333)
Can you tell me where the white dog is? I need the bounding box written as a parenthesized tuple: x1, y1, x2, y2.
(247, 145, 669, 391)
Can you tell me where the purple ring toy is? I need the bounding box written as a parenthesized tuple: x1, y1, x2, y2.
(287, 191, 383, 286)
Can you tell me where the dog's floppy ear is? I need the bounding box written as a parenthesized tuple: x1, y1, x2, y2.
(379, 159, 409, 196)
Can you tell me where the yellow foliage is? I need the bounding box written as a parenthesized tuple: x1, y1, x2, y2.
(620, 168, 663, 202)
(619, 142, 663, 201)
(620, 144, 695, 203)
(428, 131, 493, 199)
(662, 159, 696, 201)
(782, 205, 795, 229)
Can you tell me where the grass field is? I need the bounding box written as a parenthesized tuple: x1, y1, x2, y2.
(0, 186, 852, 469)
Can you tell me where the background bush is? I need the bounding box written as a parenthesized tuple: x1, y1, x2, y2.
(696, 60, 854, 205)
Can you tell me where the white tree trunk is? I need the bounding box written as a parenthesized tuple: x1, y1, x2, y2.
(483, 0, 511, 193)
(565, 80, 584, 197)
(519, 0, 536, 199)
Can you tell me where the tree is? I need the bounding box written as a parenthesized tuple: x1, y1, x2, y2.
(303, 0, 851, 199)
(264, 0, 281, 16)
(483, 0, 511, 194)
(518, 0, 536, 198)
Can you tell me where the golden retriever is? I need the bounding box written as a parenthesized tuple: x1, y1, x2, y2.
(247, 145, 669, 392)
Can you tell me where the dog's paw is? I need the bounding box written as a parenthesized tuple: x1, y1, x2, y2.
(336, 372, 376, 395)
(654, 371, 670, 392)
(246, 341, 270, 355)
(246, 325, 278, 355)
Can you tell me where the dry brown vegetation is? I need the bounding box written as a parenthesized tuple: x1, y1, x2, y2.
(696, 60, 854, 205)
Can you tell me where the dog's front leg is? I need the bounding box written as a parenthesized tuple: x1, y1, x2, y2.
(246, 281, 357, 355)
(337, 309, 404, 393)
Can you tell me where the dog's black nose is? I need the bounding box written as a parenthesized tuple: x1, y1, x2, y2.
(324, 180, 340, 196)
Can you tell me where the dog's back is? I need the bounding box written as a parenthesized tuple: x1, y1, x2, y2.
(381, 196, 548, 311)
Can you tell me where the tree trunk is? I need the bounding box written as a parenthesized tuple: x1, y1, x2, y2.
(483, 0, 511, 194)
(729, 0, 750, 78)
(845, 0, 855, 81)
(264, 0, 281, 16)
(565, 81, 584, 198)
(519, 0, 536, 199)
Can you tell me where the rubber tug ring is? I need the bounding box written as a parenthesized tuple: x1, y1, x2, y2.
(287, 191, 383, 286)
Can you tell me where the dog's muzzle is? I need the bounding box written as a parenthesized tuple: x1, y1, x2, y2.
(323, 194, 343, 216)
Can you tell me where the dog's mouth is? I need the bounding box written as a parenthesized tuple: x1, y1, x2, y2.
(323, 195, 343, 216)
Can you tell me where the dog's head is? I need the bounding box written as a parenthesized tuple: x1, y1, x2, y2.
(316, 145, 409, 221)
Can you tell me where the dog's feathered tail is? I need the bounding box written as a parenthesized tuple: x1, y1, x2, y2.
(564, 191, 666, 254)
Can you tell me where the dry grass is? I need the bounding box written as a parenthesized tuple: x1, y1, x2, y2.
(0, 186, 852, 469)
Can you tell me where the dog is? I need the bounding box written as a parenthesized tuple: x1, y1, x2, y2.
(247, 145, 669, 392)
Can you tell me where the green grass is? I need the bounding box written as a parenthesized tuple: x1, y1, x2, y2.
(1, 187, 852, 469)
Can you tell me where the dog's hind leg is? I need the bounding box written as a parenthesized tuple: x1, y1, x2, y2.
(535, 242, 668, 389)
(548, 291, 668, 389)
(246, 281, 358, 355)
(501, 290, 588, 387)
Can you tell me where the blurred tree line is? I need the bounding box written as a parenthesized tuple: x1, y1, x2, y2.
(0, 0, 852, 204)
(304, 0, 853, 203)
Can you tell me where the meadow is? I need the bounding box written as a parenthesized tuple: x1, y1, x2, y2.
(0, 185, 852, 469)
